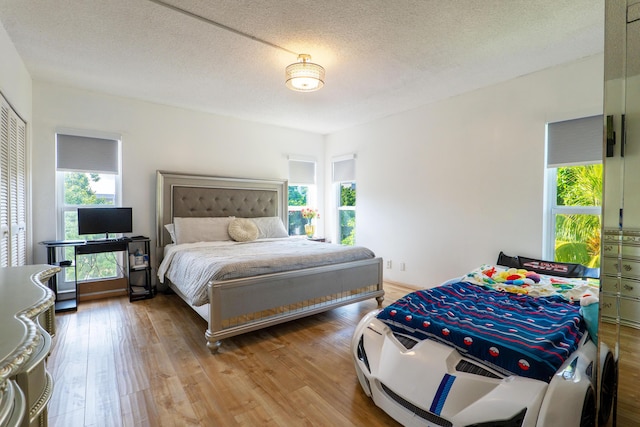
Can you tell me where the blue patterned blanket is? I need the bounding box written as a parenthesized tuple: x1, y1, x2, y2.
(377, 281, 585, 382)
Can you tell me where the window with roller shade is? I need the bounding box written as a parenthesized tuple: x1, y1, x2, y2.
(333, 155, 356, 245)
(288, 158, 317, 235)
(56, 132, 123, 286)
(545, 115, 602, 267)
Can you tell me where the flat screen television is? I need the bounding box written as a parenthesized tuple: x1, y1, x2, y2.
(77, 207, 133, 238)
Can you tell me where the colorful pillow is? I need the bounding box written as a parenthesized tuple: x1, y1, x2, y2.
(173, 216, 234, 244)
(251, 216, 289, 239)
(228, 218, 259, 242)
(497, 251, 598, 279)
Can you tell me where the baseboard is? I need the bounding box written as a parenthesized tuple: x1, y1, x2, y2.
(383, 280, 421, 290)
(78, 277, 128, 301)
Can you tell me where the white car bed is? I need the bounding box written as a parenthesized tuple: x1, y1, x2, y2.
(351, 262, 615, 427)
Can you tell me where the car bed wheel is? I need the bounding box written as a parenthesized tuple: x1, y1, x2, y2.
(598, 351, 616, 426)
(580, 386, 596, 427)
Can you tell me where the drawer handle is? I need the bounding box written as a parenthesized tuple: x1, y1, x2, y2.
(603, 302, 612, 308)
(623, 284, 635, 291)
(623, 264, 633, 271)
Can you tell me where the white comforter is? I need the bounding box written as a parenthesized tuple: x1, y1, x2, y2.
(158, 238, 375, 306)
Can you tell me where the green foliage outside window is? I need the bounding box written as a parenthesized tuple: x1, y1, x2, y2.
(64, 173, 109, 205)
(63, 172, 118, 281)
(288, 186, 308, 206)
(341, 184, 356, 207)
(288, 185, 308, 235)
(554, 164, 602, 268)
(340, 183, 356, 245)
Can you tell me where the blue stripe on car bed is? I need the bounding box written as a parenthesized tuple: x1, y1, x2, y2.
(430, 374, 455, 415)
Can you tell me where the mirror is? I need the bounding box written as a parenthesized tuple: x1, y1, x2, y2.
(600, 1, 640, 425)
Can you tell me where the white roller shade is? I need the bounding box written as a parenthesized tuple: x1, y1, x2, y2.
(288, 159, 316, 184)
(547, 115, 603, 167)
(332, 156, 355, 182)
(56, 134, 119, 173)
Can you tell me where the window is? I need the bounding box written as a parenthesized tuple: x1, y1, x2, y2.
(288, 158, 316, 235)
(545, 116, 602, 267)
(333, 155, 356, 245)
(56, 132, 122, 286)
(338, 182, 356, 245)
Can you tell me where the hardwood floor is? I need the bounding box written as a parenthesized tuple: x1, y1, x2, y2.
(47, 283, 411, 426)
(48, 283, 631, 426)
(599, 322, 640, 427)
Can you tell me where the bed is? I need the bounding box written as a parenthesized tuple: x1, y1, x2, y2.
(351, 257, 615, 427)
(156, 171, 384, 353)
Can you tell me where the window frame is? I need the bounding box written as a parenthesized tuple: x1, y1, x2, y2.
(287, 183, 317, 235)
(287, 157, 317, 236)
(543, 164, 602, 262)
(335, 180, 356, 245)
(55, 130, 123, 285)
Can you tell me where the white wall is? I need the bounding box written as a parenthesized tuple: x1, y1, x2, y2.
(31, 82, 324, 266)
(0, 21, 31, 121)
(30, 54, 604, 289)
(0, 20, 33, 262)
(325, 54, 604, 288)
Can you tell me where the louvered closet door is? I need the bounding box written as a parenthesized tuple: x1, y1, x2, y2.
(0, 93, 27, 267)
(0, 100, 10, 267)
(10, 112, 26, 265)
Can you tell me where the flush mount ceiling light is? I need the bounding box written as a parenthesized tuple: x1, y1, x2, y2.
(285, 54, 325, 92)
(147, 0, 326, 93)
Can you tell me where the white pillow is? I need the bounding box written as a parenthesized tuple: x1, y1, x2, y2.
(251, 216, 289, 239)
(173, 216, 234, 244)
(164, 223, 176, 243)
(228, 218, 259, 242)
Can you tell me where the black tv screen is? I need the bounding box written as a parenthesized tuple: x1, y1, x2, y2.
(77, 207, 133, 236)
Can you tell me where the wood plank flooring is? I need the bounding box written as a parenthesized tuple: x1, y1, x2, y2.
(599, 322, 640, 427)
(47, 283, 410, 426)
(47, 283, 636, 426)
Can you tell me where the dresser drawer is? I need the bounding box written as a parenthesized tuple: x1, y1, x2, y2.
(622, 243, 640, 260)
(620, 297, 640, 326)
(601, 276, 619, 293)
(603, 229, 621, 256)
(602, 242, 619, 258)
(601, 257, 619, 276)
(600, 294, 618, 319)
(620, 278, 640, 298)
(620, 259, 640, 279)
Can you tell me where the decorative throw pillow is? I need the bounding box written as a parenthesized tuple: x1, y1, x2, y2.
(251, 216, 289, 239)
(228, 218, 259, 242)
(164, 223, 177, 243)
(173, 216, 234, 244)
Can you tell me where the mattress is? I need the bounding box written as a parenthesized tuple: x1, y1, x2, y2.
(158, 238, 375, 306)
(376, 266, 597, 382)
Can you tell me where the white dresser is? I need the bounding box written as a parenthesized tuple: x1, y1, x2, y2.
(0, 265, 58, 427)
(601, 229, 640, 328)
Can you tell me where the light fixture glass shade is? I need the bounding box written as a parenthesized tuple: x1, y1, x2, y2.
(285, 54, 325, 92)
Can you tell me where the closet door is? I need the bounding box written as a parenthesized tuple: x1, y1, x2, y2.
(0, 99, 10, 267)
(9, 110, 26, 266)
(0, 93, 27, 267)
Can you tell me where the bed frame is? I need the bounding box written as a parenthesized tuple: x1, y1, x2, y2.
(156, 171, 384, 353)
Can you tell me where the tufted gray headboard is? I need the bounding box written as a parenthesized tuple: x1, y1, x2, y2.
(156, 171, 288, 249)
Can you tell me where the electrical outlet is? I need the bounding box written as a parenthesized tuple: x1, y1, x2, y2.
(400, 262, 406, 271)
(386, 260, 392, 269)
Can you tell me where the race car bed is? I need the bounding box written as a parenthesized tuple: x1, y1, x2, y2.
(352, 258, 615, 427)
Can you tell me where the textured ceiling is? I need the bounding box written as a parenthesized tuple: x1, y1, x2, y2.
(0, 0, 604, 134)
